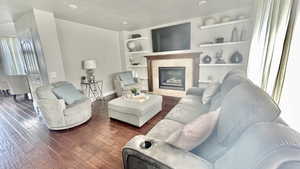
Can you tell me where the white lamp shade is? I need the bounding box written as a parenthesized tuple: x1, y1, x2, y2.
(83, 59, 96, 69)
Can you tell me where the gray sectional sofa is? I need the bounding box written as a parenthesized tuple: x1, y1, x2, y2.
(122, 71, 300, 169)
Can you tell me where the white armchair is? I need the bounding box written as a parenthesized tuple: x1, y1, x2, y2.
(36, 81, 92, 130)
(113, 71, 143, 97)
(7, 75, 31, 101)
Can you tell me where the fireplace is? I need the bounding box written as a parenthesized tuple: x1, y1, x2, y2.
(159, 67, 186, 91)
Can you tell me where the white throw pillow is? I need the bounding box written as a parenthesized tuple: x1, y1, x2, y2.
(166, 109, 221, 151)
(202, 83, 221, 104)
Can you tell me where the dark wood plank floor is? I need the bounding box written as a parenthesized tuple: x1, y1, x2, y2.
(0, 95, 180, 169)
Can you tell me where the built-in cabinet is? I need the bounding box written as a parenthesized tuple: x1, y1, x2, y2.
(120, 8, 254, 90)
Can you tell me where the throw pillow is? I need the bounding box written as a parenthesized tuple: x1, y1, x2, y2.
(166, 108, 221, 151)
(52, 83, 87, 105)
(202, 83, 221, 104)
(119, 72, 135, 86)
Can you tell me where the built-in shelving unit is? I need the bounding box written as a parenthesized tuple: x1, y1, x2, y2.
(199, 41, 249, 48)
(122, 8, 254, 90)
(199, 18, 250, 30)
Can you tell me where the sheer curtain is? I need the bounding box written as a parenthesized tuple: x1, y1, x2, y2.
(247, 0, 294, 101)
(0, 37, 26, 75)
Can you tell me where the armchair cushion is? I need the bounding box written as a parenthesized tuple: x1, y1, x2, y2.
(119, 71, 136, 86)
(52, 83, 87, 105)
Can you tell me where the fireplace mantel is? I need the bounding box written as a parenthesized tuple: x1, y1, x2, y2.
(145, 53, 201, 92)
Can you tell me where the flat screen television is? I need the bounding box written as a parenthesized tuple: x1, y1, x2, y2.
(152, 23, 191, 52)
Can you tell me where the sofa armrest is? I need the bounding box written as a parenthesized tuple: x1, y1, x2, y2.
(186, 87, 206, 96)
(122, 135, 212, 169)
(37, 99, 66, 125)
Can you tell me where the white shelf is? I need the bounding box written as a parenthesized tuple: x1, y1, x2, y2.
(198, 80, 211, 83)
(199, 64, 244, 67)
(138, 77, 148, 80)
(128, 51, 151, 54)
(199, 19, 250, 30)
(128, 65, 147, 68)
(199, 41, 249, 48)
(125, 37, 149, 42)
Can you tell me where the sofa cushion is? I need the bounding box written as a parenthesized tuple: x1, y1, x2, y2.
(217, 82, 281, 146)
(214, 123, 300, 169)
(179, 95, 202, 105)
(166, 109, 220, 151)
(191, 127, 228, 162)
(147, 119, 184, 141)
(209, 72, 247, 111)
(119, 71, 135, 86)
(165, 103, 210, 124)
(202, 83, 221, 104)
(52, 83, 86, 105)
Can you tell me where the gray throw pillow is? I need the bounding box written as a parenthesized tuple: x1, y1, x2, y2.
(119, 72, 135, 86)
(202, 83, 221, 104)
(52, 83, 86, 105)
(166, 108, 221, 151)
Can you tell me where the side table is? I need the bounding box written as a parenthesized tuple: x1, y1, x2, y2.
(81, 80, 103, 100)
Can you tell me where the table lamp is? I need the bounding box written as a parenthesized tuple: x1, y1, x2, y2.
(83, 59, 96, 83)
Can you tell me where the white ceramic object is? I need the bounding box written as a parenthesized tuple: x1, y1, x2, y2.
(220, 16, 232, 23)
(204, 17, 218, 25)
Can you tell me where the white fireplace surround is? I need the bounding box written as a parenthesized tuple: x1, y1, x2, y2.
(152, 58, 193, 97)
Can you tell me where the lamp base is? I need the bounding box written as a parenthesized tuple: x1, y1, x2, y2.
(86, 69, 95, 83)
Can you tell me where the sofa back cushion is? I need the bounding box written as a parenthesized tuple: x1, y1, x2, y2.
(214, 123, 300, 169)
(209, 72, 248, 111)
(52, 83, 86, 105)
(217, 82, 281, 146)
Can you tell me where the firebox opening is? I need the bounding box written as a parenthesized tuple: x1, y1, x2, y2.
(159, 67, 186, 91)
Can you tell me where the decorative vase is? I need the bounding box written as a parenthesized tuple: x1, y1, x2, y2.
(127, 41, 142, 52)
(240, 27, 247, 41)
(204, 17, 218, 25)
(231, 27, 239, 42)
(220, 16, 232, 23)
(230, 51, 243, 64)
(202, 55, 212, 64)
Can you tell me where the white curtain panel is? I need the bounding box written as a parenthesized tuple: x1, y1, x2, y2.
(247, 0, 293, 95)
(0, 37, 26, 75)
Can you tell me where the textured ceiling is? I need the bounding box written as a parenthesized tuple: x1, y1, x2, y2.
(0, 0, 254, 31)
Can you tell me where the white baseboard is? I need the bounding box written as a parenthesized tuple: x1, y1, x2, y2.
(103, 91, 115, 97)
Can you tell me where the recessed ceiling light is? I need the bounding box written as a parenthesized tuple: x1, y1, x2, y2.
(198, 0, 207, 6)
(68, 4, 78, 9)
(122, 21, 128, 25)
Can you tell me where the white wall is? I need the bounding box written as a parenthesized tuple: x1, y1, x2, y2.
(0, 23, 16, 37)
(33, 9, 66, 83)
(55, 19, 122, 96)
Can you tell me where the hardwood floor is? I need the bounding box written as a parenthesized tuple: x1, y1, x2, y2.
(0, 95, 180, 169)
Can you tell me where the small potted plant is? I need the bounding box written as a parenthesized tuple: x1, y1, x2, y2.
(130, 88, 139, 96)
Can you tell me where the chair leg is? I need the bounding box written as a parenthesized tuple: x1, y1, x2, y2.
(24, 94, 29, 100)
(13, 95, 18, 102)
